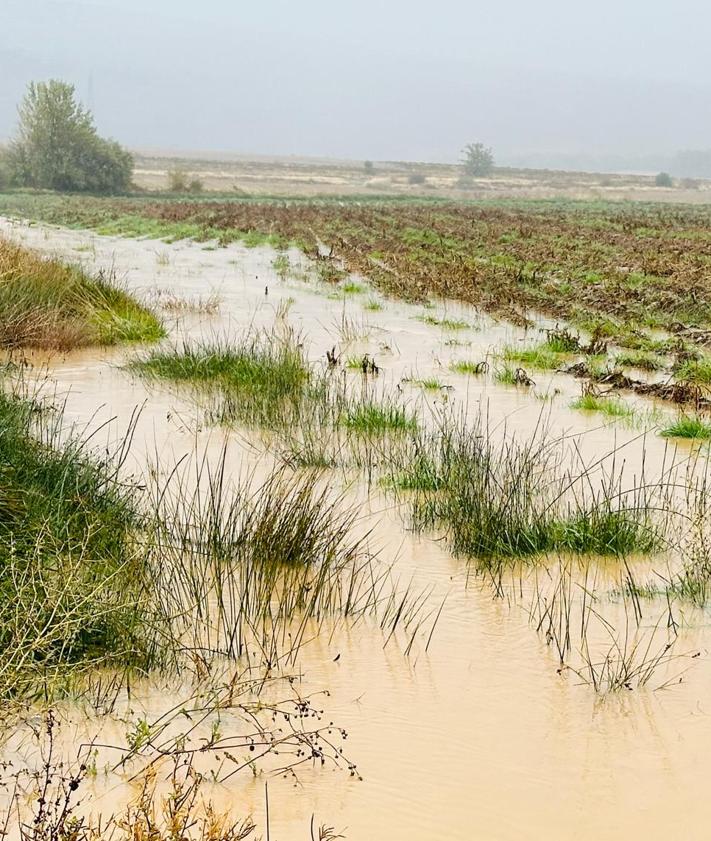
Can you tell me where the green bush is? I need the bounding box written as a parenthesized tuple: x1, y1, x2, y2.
(8, 80, 133, 193)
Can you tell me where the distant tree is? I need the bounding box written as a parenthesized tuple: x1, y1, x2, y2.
(8, 80, 133, 193)
(167, 169, 189, 192)
(364, 160, 375, 175)
(167, 169, 204, 194)
(461, 142, 494, 177)
(655, 171, 673, 187)
(407, 172, 426, 185)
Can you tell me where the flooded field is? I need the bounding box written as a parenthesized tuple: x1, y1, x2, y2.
(3, 215, 711, 840)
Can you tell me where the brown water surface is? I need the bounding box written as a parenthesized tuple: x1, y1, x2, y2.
(1, 218, 710, 840)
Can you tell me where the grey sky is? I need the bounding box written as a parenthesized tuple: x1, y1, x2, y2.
(2, 0, 711, 168)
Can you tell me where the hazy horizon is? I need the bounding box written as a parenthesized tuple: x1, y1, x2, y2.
(3, 0, 711, 173)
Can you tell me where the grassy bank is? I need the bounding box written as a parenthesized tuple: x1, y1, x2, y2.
(0, 235, 164, 349)
(0, 385, 155, 698)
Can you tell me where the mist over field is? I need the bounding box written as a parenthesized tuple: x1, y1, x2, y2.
(3, 0, 711, 172)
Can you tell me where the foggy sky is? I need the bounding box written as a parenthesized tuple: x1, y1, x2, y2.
(3, 0, 711, 169)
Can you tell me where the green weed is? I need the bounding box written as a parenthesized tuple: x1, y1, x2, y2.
(128, 334, 310, 429)
(450, 360, 487, 375)
(570, 393, 633, 418)
(341, 403, 417, 434)
(659, 415, 711, 439)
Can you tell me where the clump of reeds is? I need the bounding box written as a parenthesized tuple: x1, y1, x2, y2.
(0, 372, 429, 701)
(147, 452, 430, 668)
(341, 401, 417, 434)
(391, 412, 664, 562)
(526, 559, 681, 693)
(0, 236, 164, 349)
(152, 288, 221, 314)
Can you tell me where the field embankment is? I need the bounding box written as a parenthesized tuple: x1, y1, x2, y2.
(0, 234, 164, 349)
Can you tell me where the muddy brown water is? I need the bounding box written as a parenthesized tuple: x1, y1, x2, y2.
(2, 218, 711, 840)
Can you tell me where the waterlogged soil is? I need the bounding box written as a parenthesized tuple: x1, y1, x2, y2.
(2, 218, 711, 840)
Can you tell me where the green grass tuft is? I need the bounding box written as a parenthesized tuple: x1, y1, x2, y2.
(674, 357, 711, 386)
(411, 377, 445, 391)
(570, 393, 633, 418)
(128, 334, 310, 428)
(341, 280, 367, 294)
(659, 415, 711, 439)
(341, 403, 417, 434)
(615, 350, 666, 371)
(494, 365, 534, 386)
(501, 340, 571, 370)
(450, 360, 487, 375)
(363, 297, 383, 311)
(397, 417, 661, 561)
(416, 313, 472, 330)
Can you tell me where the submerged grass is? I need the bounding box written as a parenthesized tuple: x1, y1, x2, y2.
(416, 313, 472, 330)
(409, 377, 445, 391)
(131, 331, 421, 461)
(0, 237, 164, 350)
(494, 365, 534, 386)
(128, 333, 310, 428)
(0, 374, 427, 700)
(674, 357, 711, 386)
(616, 350, 666, 371)
(449, 360, 488, 375)
(363, 296, 383, 311)
(501, 340, 572, 370)
(148, 451, 431, 667)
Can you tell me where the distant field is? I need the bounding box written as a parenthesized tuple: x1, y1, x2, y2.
(132, 151, 711, 203)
